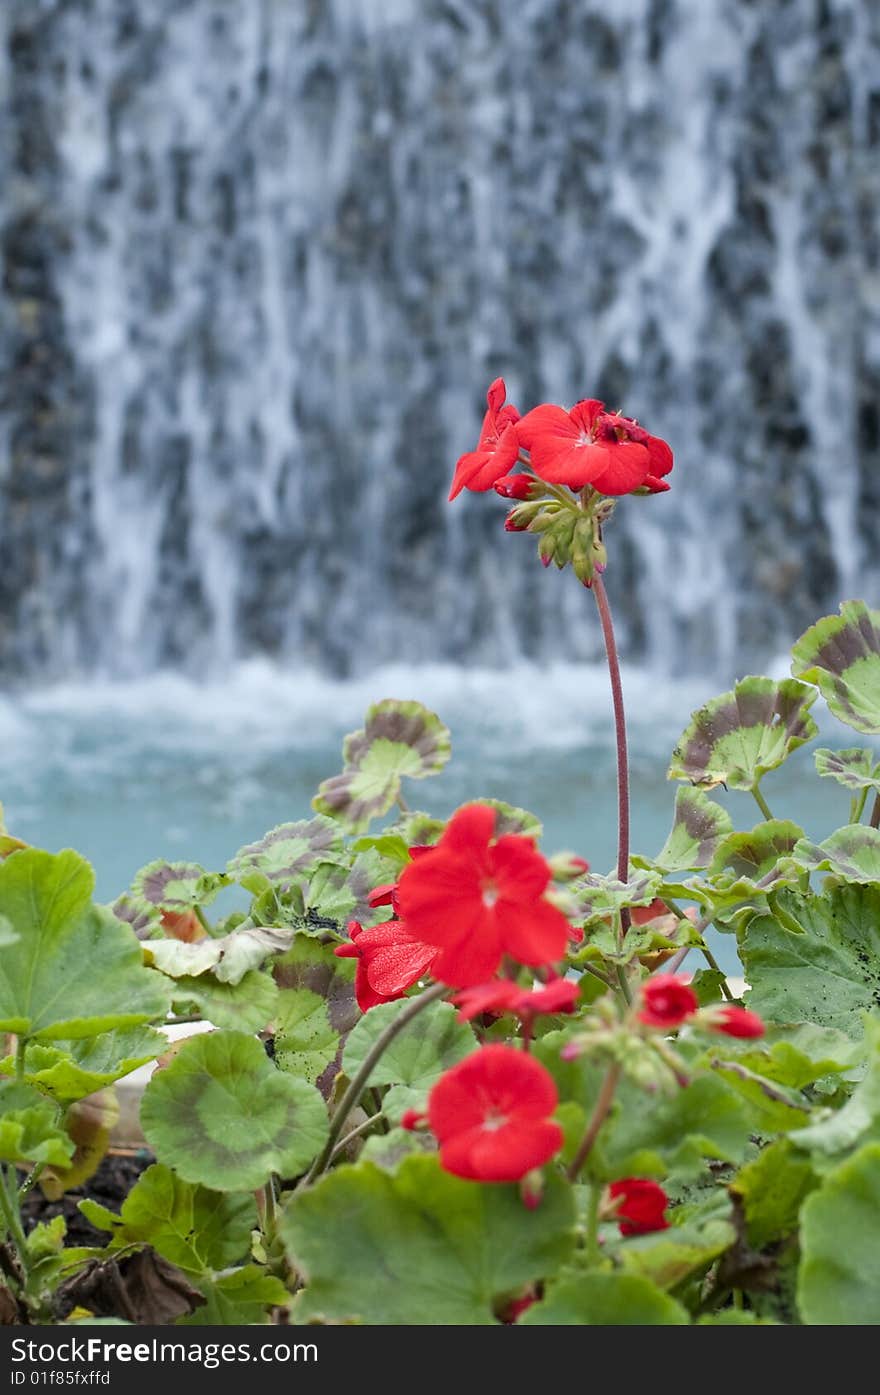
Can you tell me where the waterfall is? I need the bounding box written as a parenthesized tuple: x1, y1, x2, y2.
(1, 0, 877, 684)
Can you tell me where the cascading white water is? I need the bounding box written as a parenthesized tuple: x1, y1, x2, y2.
(1, 0, 877, 682)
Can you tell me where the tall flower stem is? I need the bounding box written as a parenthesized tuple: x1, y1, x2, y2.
(592, 577, 630, 913)
(566, 1061, 621, 1183)
(301, 981, 449, 1187)
(592, 577, 634, 1006)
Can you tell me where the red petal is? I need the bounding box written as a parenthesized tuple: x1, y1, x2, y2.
(529, 439, 611, 488)
(642, 475, 671, 494)
(430, 922, 503, 987)
(568, 399, 605, 433)
(589, 441, 651, 495)
(497, 899, 571, 966)
(439, 802, 497, 858)
(491, 835, 552, 901)
(440, 1118, 563, 1181)
(486, 377, 507, 415)
(515, 404, 579, 451)
(365, 939, 437, 996)
(645, 433, 673, 477)
(454, 979, 524, 1022)
(354, 959, 397, 1012)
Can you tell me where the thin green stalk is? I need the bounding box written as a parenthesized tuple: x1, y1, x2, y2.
(15, 1037, 26, 1084)
(751, 784, 774, 821)
(18, 1164, 44, 1202)
(584, 1183, 602, 1266)
(592, 577, 631, 948)
(330, 1111, 387, 1162)
(301, 981, 449, 1186)
(851, 789, 869, 824)
(194, 906, 213, 936)
(0, 1167, 29, 1281)
(871, 793, 880, 830)
(566, 1062, 622, 1183)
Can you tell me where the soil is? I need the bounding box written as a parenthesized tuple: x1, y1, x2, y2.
(21, 1149, 154, 1247)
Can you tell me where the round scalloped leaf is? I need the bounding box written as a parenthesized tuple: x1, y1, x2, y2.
(177, 1265, 290, 1326)
(618, 1215, 735, 1292)
(132, 861, 228, 913)
(732, 1138, 818, 1249)
(787, 1020, 880, 1166)
(110, 894, 158, 939)
(792, 601, 880, 735)
(708, 820, 804, 883)
(227, 817, 345, 890)
(79, 1163, 257, 1277)
(0, 1082, 73, 1168)
(798, 1142, 880, 1324)
(274, 988, 340, 1088)
(343, 999, 475, 1122)
(170, 970, 278, 1033)
(814, 747, 880, 793)
(282, 1154, 575, 1325)
(521, 1270, 689, 1325)
(304, 848, 399, 928)
(313, 700, 451, 832)
(668, 676, 818, 791)
(652, 787, 734, 872)
(4, 1028, 167, 1104)
(0, 849, 172, 1041)
(565, 869, 662, 926)
(140, 1030, 328, 1191)
(791, 826, 880, 885)
(274, 935, 359, 1037)
(741, 885, 880, 1038)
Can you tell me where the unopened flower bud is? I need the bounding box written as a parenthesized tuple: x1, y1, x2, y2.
(494, 473, 535, 500)
(520, 1169, 544, 1210)
(548, 852, 591, 882)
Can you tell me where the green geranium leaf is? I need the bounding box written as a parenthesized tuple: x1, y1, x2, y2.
(565, 869, 662, 925)
(814, 747, 880, 792)
(602, 1074, 752, 1182)
(132, 861, 229, 912)
(792, 825, 880, 886)
(391, 810, 447, 846)
(282, 1155, 575, 1325)
(145, 925, 293, 985)
(0, 848, 172, 1040)
(741, 886, 880, 1039)
(110, 894, 158, 938)
(619, 1215, 735, 1291)
(0, 1082, 73, 1168)
(522, 1270, 688, 1325)
(652, 787, 734, 872)
(733, 1139, 818, 1248)
(798, 1142, 880, 1323)
(342, 999, 475, 1122)
(313, 700, 451, 833)
(274, 935, 359, 1038)
(351, 833, 412, 871)
(79, 1164, 256, 1277)
(178, 1266, 289, 1326)
(668, 676, 818, 791)
(477, 799, 543, 840)
(140, 1031, 328, 1191)
(274, 989, 340, 1088)
(1, 1028, 167, 1104)
(360, 1126, 436, 1170)
(0, 916, 17, 948)
(789, 1019, 880, 1165)
(791, 600, 880, 735)
(170, 971, 278, 1033)
(304, 848, 398, 927)
(709, 821, 804, 884)
(228, 817, 345, 890)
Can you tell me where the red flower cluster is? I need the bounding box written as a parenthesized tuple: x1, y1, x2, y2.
(638, 975, 766, 1040)
(454, 976, 579, 1024)
(449, 379, 672, 502)
(334, 918, 436, 1013)
(426, 1045, 563, 1182)
(608, 1179, 670, 1236)
(638, 974, 699, 1029)
(396, 803, 571, 986)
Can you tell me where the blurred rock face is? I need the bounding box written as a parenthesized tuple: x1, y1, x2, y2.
(0, 0, 877, 682)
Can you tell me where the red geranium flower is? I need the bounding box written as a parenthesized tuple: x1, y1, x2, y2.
(608, 1178, 670, 1236)
(703, 1004, 765, 1039)
(395, 803, 572, 986)
(638, 974, 699, 1029)
(455, 976, 580, 1024)
(517, 398, 673, 496)
(448, 378, 521, 501)
(334, 919, 436, 1012)
(427, 1045, 564, 1182)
